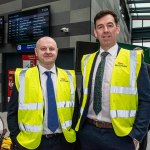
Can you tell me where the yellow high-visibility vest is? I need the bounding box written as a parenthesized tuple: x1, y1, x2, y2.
(15, 66, 76, 149)
(75, 48, 142, 137)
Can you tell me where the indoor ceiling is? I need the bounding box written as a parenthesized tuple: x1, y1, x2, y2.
(127, 0, 150, 20)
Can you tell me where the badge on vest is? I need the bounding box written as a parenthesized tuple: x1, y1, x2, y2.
(60, 78, 69, 82)
(115, 62, 127, 68)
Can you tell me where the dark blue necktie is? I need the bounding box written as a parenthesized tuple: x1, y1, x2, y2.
(45, 71, 59, 132)
(93, 52, 109, 115)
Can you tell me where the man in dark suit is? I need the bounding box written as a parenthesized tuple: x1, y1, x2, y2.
(147, 64, 150, 76)
(74, 10, 150, 150)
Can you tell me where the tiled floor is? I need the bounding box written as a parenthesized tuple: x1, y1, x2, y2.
(0, 112, 150, 150)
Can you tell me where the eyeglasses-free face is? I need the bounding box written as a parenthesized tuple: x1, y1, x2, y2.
(35, 37, 58, 69)
(94, 14, 120, 51)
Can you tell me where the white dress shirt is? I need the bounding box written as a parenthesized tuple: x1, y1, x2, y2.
(87, 44, 118, 123)
(38, 64, 62, 134)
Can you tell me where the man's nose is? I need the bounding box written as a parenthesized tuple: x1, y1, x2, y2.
(46, 48, 51, 53)
(103, 26, 108, 32)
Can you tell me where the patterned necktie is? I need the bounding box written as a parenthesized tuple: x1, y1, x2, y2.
(45, 71, 59, 132)
(93, 52, 109, 115)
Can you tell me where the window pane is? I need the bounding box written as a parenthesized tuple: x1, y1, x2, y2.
(143, 42, 150, 47)
(133, 43, 142, 46)
(132, 20, 142, 28)
(143, 20, 150, 27)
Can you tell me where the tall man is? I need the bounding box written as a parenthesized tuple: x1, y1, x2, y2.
(75, 10, 150, 150)
(7, 36, 77, 150)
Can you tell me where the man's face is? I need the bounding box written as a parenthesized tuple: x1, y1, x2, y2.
(94, 14, 120, 50)
(35, 37, 58, 69)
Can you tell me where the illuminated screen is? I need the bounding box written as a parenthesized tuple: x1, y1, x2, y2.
(16, 43, 35, 51)
(0, 16, 4, 44)
(8, 6, 50, 44)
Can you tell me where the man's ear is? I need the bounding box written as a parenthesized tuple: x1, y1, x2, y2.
(34, 48, 37, 56)
(94, 29, 97, 38)
(116, 24, 120, 34)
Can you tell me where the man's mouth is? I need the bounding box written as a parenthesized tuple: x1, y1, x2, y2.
(103, 35, 111, 39)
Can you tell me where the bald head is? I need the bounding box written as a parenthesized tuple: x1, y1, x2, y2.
(36, 36, 57, 49)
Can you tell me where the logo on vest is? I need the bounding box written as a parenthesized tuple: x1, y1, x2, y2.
(60, 78, 69, 82)
(115, 62, 127, 67)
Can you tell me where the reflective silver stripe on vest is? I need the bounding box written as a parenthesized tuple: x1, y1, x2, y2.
(19, 68, 28, 103)
(80, 108, 84, 116)
(110, 110, 136, 118)
(57, 101, 74, 108)
(110, 51, 137, 95)
(19, 124, 42, 132)
(64, 70, 75, 101)
(84, 88, 88, 95)
(110, 86, 137, 95)
(130, 51, 136, 87)
(83, 54, 90, 95)
(19, 103, 43, 110)
(61, 120, 72, 129)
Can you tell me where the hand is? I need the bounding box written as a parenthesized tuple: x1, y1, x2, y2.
(133, 139, 139, 150)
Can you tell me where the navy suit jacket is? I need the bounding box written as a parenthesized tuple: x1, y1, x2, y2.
(76, 47, 150, 142)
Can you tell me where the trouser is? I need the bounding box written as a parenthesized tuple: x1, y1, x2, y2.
(77, 121, 135, 150)
(13, 133, 75, 150)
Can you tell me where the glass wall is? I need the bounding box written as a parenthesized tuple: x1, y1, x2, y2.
(130, 3, 150, 47)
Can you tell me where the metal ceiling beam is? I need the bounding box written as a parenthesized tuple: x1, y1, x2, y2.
(132, 39, 150, 43)
(127, 0, 150, 4)
(133, 27, 150, 32)
(132, 33, 150, 40)
(132, 27, 150, 40)
(131, 15, 150, 20)
(127, 0, 150, 42)
(132, 36, 150, 40)
(130, 6, 150, 13)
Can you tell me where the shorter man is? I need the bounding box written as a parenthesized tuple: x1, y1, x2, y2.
(7, 36, 77, 150)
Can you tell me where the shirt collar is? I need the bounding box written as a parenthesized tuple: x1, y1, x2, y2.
(99, 43, 118, 58)
(38, 64, 57, 75)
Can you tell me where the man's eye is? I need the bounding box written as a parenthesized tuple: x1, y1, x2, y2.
(107, 24, 114, 28)
(50, 48, 55, 51)
(97, 26, 103, 29)
(41, 48, 47, 51)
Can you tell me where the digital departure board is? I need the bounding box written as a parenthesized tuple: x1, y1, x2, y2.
(8, 6, 50, 43)
(0, 16, 4, 45)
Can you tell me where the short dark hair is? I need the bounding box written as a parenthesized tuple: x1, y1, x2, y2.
(94, 10, 119, 27)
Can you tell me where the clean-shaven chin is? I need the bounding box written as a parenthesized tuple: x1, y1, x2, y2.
(101, 42, 112, 50)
